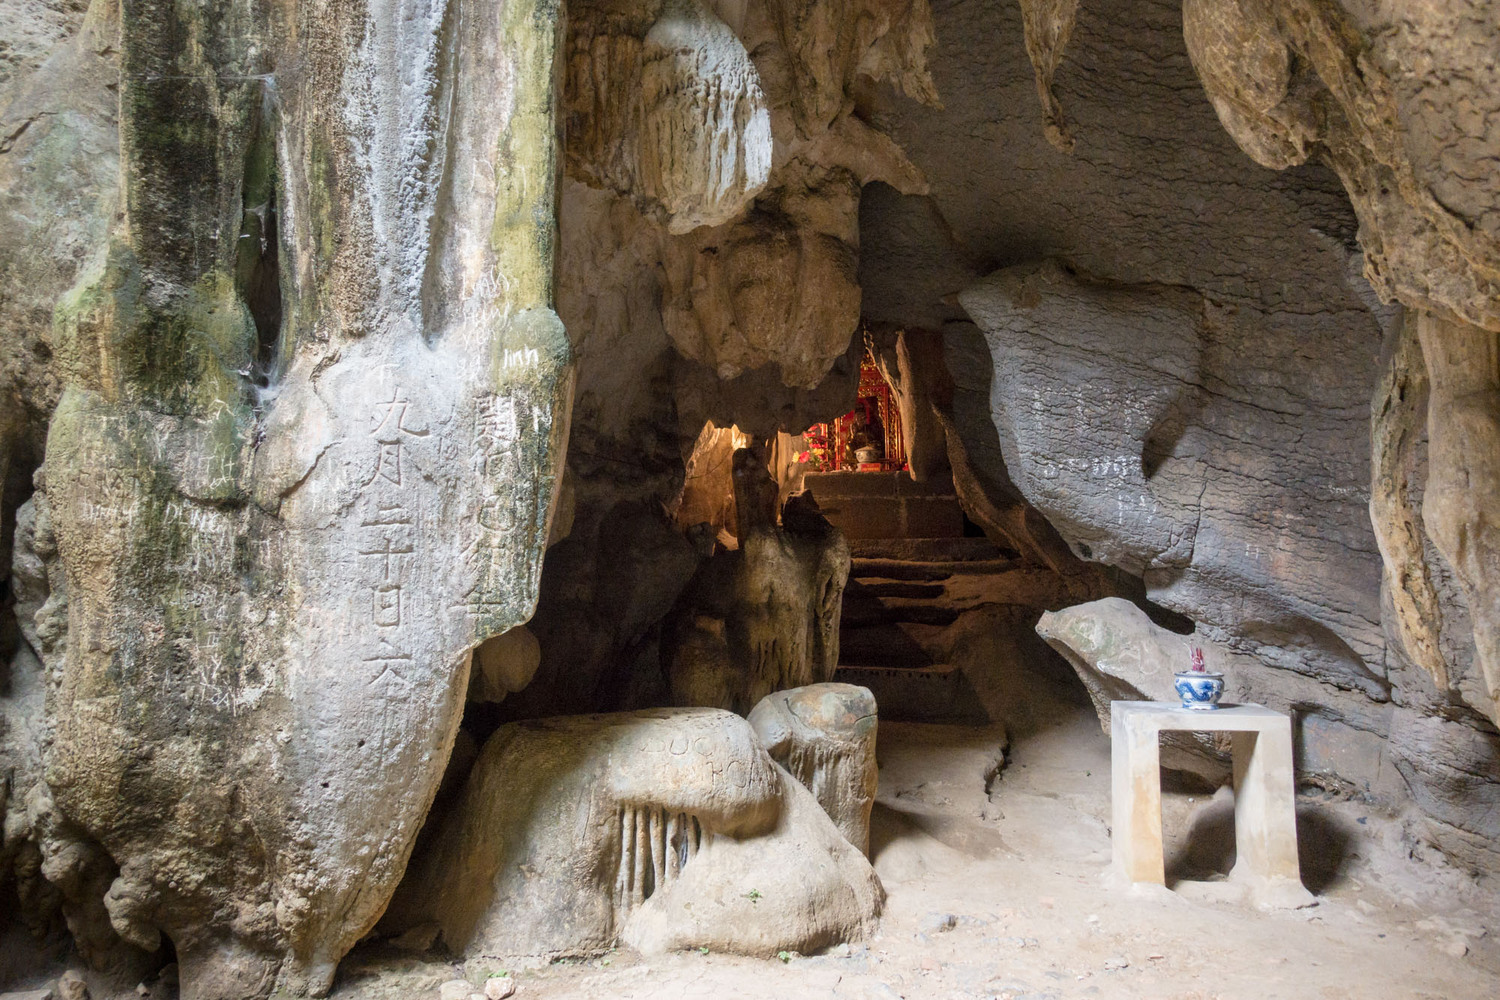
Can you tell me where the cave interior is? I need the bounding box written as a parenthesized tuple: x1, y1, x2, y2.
(1, 0, 1499, 998)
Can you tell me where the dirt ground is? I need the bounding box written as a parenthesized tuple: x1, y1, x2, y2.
(331, 708, 1500, 1000)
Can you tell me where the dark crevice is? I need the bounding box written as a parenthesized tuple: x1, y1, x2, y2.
(418, 0, 463, 343)
(235, 84, 283, 404)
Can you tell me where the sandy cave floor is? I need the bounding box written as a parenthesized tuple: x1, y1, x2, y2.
(335, 709, 1499, 1000)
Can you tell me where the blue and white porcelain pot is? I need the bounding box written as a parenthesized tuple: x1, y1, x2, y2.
(1174, 671, 1225, 710)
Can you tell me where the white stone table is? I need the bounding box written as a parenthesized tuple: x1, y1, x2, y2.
(1110, 700, 1315, 908)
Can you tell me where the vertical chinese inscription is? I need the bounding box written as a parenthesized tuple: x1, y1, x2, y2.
(467, 374, 553, 625)
(360, 389, 426, 710)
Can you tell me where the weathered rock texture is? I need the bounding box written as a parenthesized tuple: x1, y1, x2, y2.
(0, 0, 117, 606)
(1017, 0, 1080, 152)
(667, 498, 851, 714)
(382, 709, 883, 959)
(5, 0, 1500, 991)
(1182, 0, 1500, 333)
(639, 0, 771, 233)
(1178, 0, 1500, 734)
(4, 0, 573, 996)
(1178, 0, 1500, 859)
(858, 0, 1500, 870)
(748, 683, 879, 856)
(958, 259, 1386, 703)
(1039, 598, 1408, 796)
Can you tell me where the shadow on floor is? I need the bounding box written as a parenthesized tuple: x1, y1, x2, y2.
(1163, 794, 1358, 894)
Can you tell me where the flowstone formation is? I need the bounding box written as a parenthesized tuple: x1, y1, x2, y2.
(666, 483, 851, 714)
(3, 0, 572, 995)
(380, 709, 883, 959)
(748, 682, 879, 855)
(556, 0, 937, 520)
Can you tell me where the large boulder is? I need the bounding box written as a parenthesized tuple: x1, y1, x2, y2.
(381, 709, 883, 959)
(958, 259, 1387, 703)
(748, 683, 878, 855)
(1037, 598, 1406, 801)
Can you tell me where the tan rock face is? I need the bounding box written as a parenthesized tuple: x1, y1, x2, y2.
(1016, 0, 1081, 152)
(747, 683, 879, 856)
(666, 514, 851, 714)
(5, 2, 1500, 992)
(1411, 312, 1500, 726)
(1183, 0, 1500, 332)
(381, 709, 882, 959)
(6, 0, 572, 996)
(1181, 0, 1500, 727)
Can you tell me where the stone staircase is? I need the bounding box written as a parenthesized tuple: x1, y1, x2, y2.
(818, 547, 1005, 728)
(801, 470, 1014, 723)
(802, 470, 968, 540)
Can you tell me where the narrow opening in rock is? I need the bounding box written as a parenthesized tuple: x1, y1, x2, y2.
(236, 86, 282, 400)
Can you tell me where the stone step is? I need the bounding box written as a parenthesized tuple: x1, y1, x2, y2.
(849, 537, 1011, 562)
(839, 622, 936, 668)
(851, 579, 948, 599)
(834, 664, 989, 724)
(840, 591, 962, 627)
(850, 556, 1017, 580)
(805, 471, 966, 539)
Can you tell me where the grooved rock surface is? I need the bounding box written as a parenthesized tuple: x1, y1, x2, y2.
(4, 1, 574, 996)
(538, 0, 936, 729)
(748, 683, 879, 855)
(957, 259, 1387, 702)
(857, 0, 1500, 871)
(1181, 0, 1500, 726)
(381, 709, 882, 959)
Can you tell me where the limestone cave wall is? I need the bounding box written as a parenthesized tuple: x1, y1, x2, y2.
(0, 0, 1498, 994)
(858, 0, 1499, 869)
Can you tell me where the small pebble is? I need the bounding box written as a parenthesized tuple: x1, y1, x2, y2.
(1440, 939, 1469, 958)
(56, 970, 89, 1000)
(1103, 957, 1129, 971)
(439, 980, 472, 1000)
(484, 978, 516, 1000)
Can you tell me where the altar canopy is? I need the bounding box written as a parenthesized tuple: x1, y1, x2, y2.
(801, 350, 906, 473)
